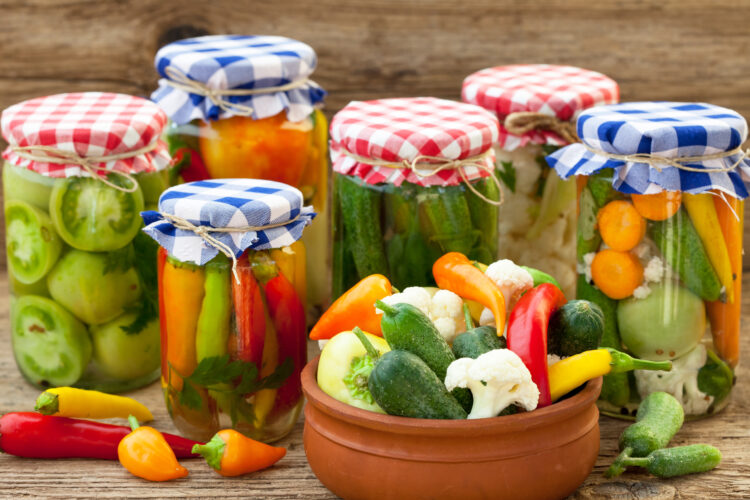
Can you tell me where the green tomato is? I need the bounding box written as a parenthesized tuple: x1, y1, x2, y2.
(47, 249, 142, 325)
(49, 175, 144, 252)
(134, 170, 168, 205)
(9, 269, 50, 297)
(617, 281, 706, 361)
(3, 164, 56, 210)
(90, 313, 160, 380)
(5, 200, 63, 284)
(11, 295, 91, 387)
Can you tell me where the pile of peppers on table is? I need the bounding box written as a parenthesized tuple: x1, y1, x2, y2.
(314, 252, 673, 419)
(0, 387, 286, 481)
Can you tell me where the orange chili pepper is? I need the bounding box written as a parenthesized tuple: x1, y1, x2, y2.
(707, 195, 743, 367)
(433, 252, 506, 335)
(309, 274, 392, 340)
(118, 416, 188, 482)
(192, 429, 286, 477)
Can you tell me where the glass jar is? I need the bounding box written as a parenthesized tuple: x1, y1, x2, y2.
(329, 97, 501, 297)
(1, 92, 172, 392)
(462, 64, 620, 297)
(143, 178, 315, 442)
(548, 101, 748, 419)
(152, 34, 329, 313)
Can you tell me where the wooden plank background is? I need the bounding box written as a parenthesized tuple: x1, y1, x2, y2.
(2, 0, 750, 263)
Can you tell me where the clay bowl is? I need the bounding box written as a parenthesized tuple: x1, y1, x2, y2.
(302, 356, 602, 500)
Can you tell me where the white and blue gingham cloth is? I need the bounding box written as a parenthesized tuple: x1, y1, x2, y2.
(547, 102, 750, 198)
(142, 178, 315, 265)
(151, 35, 326, 124)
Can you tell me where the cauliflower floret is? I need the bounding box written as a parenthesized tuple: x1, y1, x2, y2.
(378, 287, 466, 344)
(634, 344, 713, 415)
(643, 256, 665, 283)
(445, 349, 540, 419)
(484, 259, 534, 312)
(547, 354, 563, 366)
(632, 283, 652, 300)
(576, 252, 597, 284)
(479, 307, 495, 327)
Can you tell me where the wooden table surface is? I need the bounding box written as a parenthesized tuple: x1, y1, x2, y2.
(0, 270, 748, 500)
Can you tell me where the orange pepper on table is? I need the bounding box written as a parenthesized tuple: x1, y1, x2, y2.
(192, 429, 286, 477)
(433, 252, 506, 335)
(707, 195, 744, 368)
(309, 274, 392, 340)
(161, 257, 205, 391)
(118, 416, 188, 482)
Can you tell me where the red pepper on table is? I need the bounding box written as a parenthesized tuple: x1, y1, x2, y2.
(231, 253, 266, 369)
(263, 272, 306, 417)
(0, 412, 200, 460)
(506, 283, 566, 408)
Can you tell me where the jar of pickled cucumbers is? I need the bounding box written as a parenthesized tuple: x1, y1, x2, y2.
(142, 178, 315, 442)
(330, 97, 501, 296)
(1, 92, 173, 392)
(151, 34, 329, 315)
(462, 65, 619, 297)
(548, 101, 749, 419)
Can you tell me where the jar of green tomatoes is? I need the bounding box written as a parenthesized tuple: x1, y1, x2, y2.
(2, 92, 173, 392)
(548, 101, 748, 419)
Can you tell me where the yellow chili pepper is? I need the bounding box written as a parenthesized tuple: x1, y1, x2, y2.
(270, 240, 307, 310)
(548, 349, 672, 402)
(683, 193, 735, 303)
(118, 416, 188, 482)
(34, 387, 153, 423)
(253, 308, 280, 428)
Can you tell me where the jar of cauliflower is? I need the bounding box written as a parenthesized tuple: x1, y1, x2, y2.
(548, 101, 748, 419)
(462, 64, 620, 297)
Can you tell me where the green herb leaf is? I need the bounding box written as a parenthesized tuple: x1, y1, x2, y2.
(698, 350, 734, 404)
(189, 355, 245, 386)
(103, 245, 135, 275)
(496, 161, 516, 193)
(179, 381, 203, 410)
(120, 233, 160, 335)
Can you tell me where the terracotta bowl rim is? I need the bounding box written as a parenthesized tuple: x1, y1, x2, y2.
(301, 355, 602, 436)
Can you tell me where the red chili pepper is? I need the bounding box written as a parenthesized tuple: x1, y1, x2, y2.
(231, 253, 266, 368)
(506, 283, 566, 408)
(263, 272, 306, 417)
(157, 246, 168, 384)
(172, 147, 210, 182)
(0, 412, 200, 460)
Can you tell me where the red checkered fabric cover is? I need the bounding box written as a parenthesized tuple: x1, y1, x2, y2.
(330, 97, 499, 187)
(462, 64, 619, 150)
(2, 92, 171, 177)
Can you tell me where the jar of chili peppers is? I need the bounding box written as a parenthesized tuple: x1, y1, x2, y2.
(142, 178, 315, 442)
(330, 97, 502, 297)
(2, 92, 172, 392)
(151, 35, 328, 315)
(547, 101, 749, 419)
(462, 65, 619, 297)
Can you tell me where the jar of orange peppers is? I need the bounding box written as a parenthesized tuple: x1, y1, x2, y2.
(142, 178, 315, 442)
(547, 101, 748, 419)
(151, 35, 329, 315)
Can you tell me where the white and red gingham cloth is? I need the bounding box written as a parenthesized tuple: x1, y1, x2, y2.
(330, 97, 499, 187)
(2, 92, 171, 177)
(462, 64, 619, 151)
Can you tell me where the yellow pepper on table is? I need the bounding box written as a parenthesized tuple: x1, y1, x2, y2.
(34, 387, 153, 423)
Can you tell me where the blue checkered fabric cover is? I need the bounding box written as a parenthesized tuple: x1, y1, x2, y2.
(547, 102, 750, 198)
(151, 35, 326, 124)
(142, 178, 315, 265)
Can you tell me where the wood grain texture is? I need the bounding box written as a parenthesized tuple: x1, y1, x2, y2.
(2, 0, 750, 266)
(0, 270, 748, 498)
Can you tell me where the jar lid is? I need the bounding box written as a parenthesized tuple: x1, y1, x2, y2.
(462, 64, 619, 150)
(330, 97, 499, 187)
(142, 178, 315, 268)
(547, 101, 750, 198)
(1, 92, 171, 178)
(151, 35, 326, 125)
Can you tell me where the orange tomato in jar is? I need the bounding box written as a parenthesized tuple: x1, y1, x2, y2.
(199, 113, 313, 186)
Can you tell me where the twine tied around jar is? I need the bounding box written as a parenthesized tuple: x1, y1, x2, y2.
(340, 149, 504, 206)
(7, 143, 158, 193)
(157, 212, 302, 283)
(163, 66, 312, 117)
(580, 143, 750, 173)
(504, 112, 579, 144)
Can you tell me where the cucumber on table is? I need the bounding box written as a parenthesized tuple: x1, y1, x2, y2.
(368, 349, 467, 419)
(618, 444, 722, 478)
(649, 207, 723, 302)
